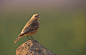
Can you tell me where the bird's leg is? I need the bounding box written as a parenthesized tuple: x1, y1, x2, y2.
(30, 35, 33, 39)
(27, 35, 29, 39)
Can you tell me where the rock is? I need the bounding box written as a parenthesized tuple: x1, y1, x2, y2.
(16, 39, 58, 55)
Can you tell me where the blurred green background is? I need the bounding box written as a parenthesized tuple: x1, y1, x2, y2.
(0, 0, 86, 55)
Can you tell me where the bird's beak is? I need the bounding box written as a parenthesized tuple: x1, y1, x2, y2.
(39, 16, 41, 17)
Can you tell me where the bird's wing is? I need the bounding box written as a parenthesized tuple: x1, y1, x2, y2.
(20, 21, 39, 36)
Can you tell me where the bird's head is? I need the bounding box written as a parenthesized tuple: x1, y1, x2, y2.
(31, 14, 40, 21)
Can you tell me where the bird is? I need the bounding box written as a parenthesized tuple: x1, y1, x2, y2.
(14, 14, 40, 43)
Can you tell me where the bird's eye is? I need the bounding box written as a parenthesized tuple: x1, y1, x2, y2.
(35, 16, 37, 17)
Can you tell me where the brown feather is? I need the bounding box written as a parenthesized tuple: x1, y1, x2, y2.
(14, 14, 40, 43)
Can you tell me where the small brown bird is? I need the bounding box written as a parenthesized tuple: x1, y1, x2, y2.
(14, 14, 40, 43)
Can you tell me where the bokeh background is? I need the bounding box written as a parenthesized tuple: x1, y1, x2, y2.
(0, 0, 86, 55)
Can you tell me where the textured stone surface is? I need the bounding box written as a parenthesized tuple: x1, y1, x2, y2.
(16, 39, 58, 55)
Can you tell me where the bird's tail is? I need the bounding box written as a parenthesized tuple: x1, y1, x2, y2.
(14, 36, 22, 43)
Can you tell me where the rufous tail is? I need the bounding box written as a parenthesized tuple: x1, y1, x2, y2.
(14, 36, 22, 43)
